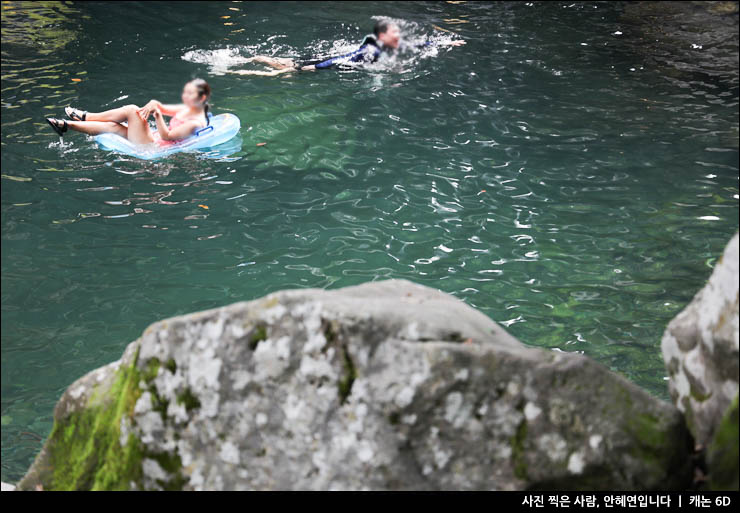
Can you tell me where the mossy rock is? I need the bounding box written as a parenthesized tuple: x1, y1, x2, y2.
(16, 343, 184, 491)
(707, 395, 739, 491)
(14, 280, 698, 490)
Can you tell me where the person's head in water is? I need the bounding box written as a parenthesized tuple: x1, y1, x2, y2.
(374, 20, 400, 49)
(183, 79, 211, 122)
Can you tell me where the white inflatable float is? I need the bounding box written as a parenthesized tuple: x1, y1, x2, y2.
(95, 113, 240, 160)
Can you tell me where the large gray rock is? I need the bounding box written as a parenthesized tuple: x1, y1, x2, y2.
(662, 233, 739, 446)
(18, 280, 691, 491)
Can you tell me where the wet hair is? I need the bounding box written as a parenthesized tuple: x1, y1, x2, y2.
(374, 20, 395, 37)
(188, 78, 211, 125)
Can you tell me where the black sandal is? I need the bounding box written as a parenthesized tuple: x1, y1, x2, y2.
(64, 107, 87, 121)
(46, 117, 68, 136)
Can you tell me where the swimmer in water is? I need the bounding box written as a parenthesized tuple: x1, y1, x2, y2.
(230, 19, 465, 77)
(45, 79, 212, 145)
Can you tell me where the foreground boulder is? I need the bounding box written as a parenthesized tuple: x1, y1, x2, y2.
(18, 280, 691, 490)
(661, 233, 739, 447)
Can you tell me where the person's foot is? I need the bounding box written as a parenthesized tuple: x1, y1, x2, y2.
(46, 117, 68, 136)
(64, 106, 87, 121)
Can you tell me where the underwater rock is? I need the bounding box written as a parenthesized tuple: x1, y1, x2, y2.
(18, 280, 691, 490)
(662, 233, 739, 446)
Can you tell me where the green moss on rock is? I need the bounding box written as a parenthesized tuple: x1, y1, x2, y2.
(338, 343, 356, 404)
(689, 384, 712, 402)
(40, 351, 187, 490)
(165, 358, 177, 374)
(150, 451, 187, 491)
(143, 358, 160, 383)
(248, 325, 268, 350)
(707, 395, 739, 491)
(47, 352, 146, 490)
(177, 388, 201, 412)
(511, 420, 528, 480)
(627, 413, 665, 448)
(624, 411, 674, 475)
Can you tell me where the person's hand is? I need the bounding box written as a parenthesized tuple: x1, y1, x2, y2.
(151, 106, 163, 120)
(137, 106, 151, 120)
(137, 107, 149, 121)
(444, 39, 466, 47)
(137, 100, 158, 120)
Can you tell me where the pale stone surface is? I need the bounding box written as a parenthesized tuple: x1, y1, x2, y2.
(19, 280, 691, 490)
(662, 233, 739, 445)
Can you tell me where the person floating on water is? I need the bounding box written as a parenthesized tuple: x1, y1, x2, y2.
(45, 79, 212, 145)
(230, 19, 465, 77)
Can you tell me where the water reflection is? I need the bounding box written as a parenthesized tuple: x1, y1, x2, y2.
(1, 1, 84, 55)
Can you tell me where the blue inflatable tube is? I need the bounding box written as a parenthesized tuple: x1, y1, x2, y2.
(94, 113, 241, 160)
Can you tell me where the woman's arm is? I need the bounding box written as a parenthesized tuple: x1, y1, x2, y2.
(152, 108, 200, 141)
(139, 100, 185, 119)
(416, 39, 466, 49)
(158, 102, 186, 116)
(437, 39, 466, 47)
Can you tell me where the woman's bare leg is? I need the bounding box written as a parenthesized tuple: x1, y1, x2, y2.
(119, 105, 154, 144)
(66, 120, 127, 137)
(246, 56, 297, 69)
(231, 68, 295, 77)
(71, 105, 152, 143)
(85, 104, 141, 123)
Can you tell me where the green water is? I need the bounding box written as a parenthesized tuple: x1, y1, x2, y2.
(1, 1, 738, 482)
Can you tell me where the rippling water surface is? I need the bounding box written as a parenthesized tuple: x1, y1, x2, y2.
(1, 1, 738, 481)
